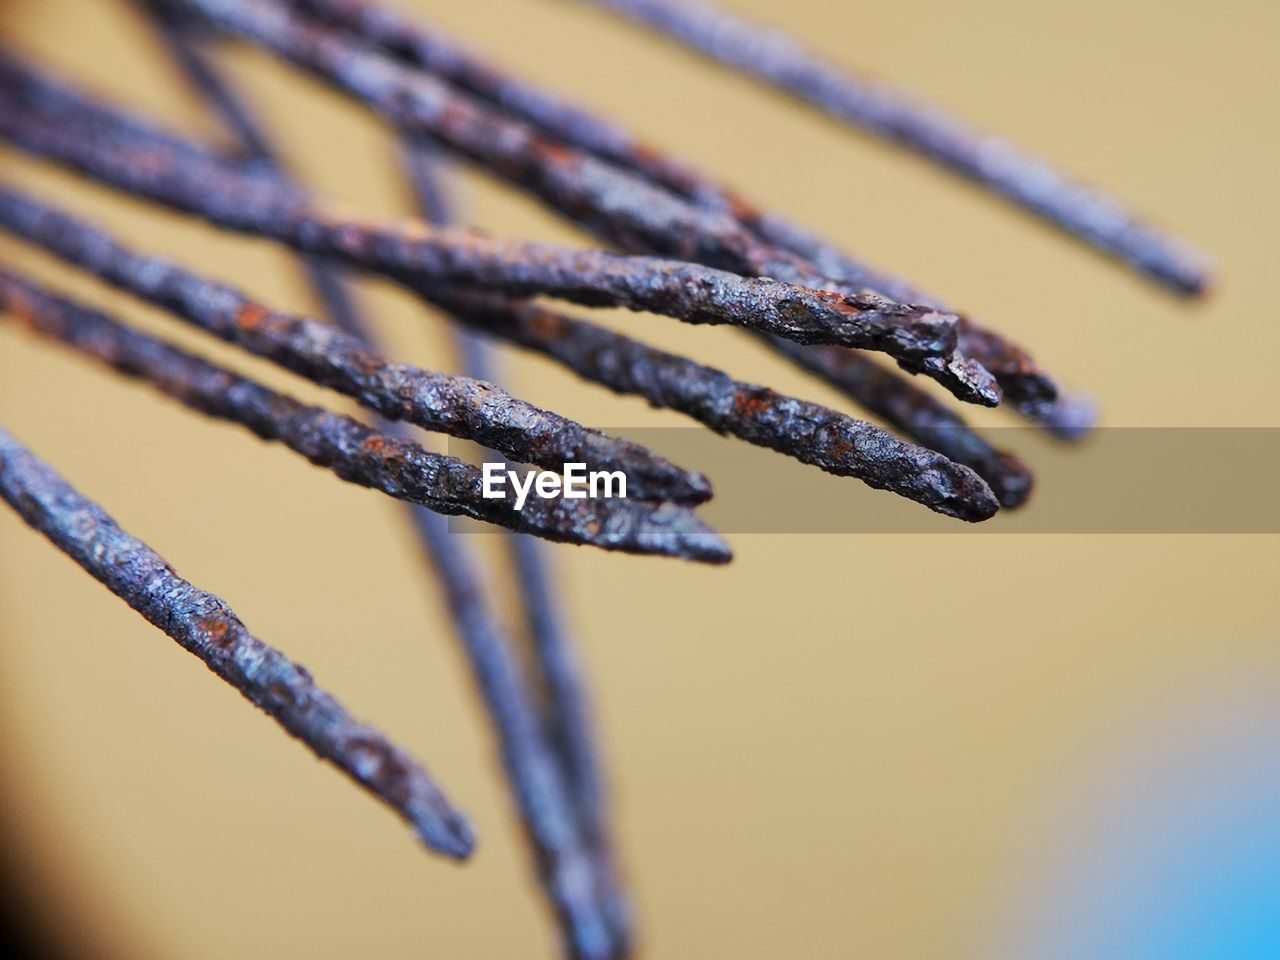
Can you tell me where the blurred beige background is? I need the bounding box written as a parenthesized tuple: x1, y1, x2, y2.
(1, 0, 1277, 957)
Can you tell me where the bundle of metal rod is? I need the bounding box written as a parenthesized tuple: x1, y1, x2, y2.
(263, 0, 1116, 442)
(150, 0, 1011, 405)
(139, 3, 369, 342)
(0, 45, 1087, 443)
(5, 284, 630, 960)
(0, 425, 474, 860)
(287, 0, 1114, 444)
(415, 286, 1000, 520)
(399, 143, 633, 953)
(0, 186, 712, 506)
(277, 0, 1058, 408)
(0, 45, 996, 417)
(156, 0, 869, 290)
(568, 0, 1214, 297)
(402, 498, 624, 960)
(0, 98, 955, 361)
(139, 19, 636, 951)
(0, 270, 730, 561)
(0, 62, 1006, 519)
(215, 0, 1103, 438)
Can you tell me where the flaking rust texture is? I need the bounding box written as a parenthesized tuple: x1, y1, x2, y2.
(0, 90, 957, 362)
(131, 23, 641, 951)
(0, 269, 730, 562)
(0, 426, 474, 860)
(160, 0, 1004, 403)
(0, 48, 1002, 418)
(0, 1, 1217, 957)
(424, 286, 999, 520)
(754, 218, 1058, 405)
(0, 53, 1004, 521)
(764, 336, 1033, 508)
(396, 142, 633, 958)
(279, 0, 1050, 409)
(0, 186, 711, 506)
(574, 0, 1215, 296)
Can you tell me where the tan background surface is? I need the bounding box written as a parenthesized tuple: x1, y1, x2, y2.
(1, 0, 1277, 957)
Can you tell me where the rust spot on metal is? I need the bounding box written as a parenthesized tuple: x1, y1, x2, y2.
(0, 426, 474, 860)
(198, 616, 233, 649)
(733, 386, 772, 419)
(237, 302, 268, 330)
(0, 266, 730, 559)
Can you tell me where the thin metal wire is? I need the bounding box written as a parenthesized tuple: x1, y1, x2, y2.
(0, 424, 475, 860)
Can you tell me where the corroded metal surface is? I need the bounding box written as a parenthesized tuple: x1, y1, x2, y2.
(0, 56, 1001, 520)
(0, 47, 994, 410)
(573, 0, 1214, 295)
(169, 0, 1007, 401)
(0, 90, 955, 360)
(264, 0, 1055, 408)
(399, 144, 633, 958)
(0, 426, 475, 860)
(0, 186, 712, 506)
(425, 287, 1000, 521)
(764, 336, 1033, 509)
(0, 270, 730, 561)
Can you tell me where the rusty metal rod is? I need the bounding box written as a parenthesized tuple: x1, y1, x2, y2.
(759, 336, 1032, 508)
(0, 424, 474, 860)
(280, 0, 1080, 419)
(0, 270, 730, 561)
(416, 287, 1000, 520)
(400, 141, 634, 953)
(130, 22, 638, 949)
(398, 494, 624, 960)
(137, 2, 369, 340)
(0, 67, 998, 519)
(0, 93, 956, 362)
(158, 0, 872, 288)
(0, 183, 712, 506)
(266, 0, 1056, 406)
(0, 47, 992, 409)
(566, 0, 1214, 296)
(151, 1, 989, 375)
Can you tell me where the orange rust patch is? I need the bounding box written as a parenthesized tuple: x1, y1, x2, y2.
(199, 617, 232, 648)
(734, 387, 772, 418)
(361, 435, 389, 455)
(237, 303, 268, 330)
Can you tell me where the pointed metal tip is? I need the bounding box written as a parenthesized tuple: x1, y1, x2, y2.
(1147, 240, 1216, 299)
(679, 469, 715, 505)
(415, 811, 477, 861)
(684, 530, 734, 565)
(930, 463, 1001, 523)
(629, 503, 732, 564)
